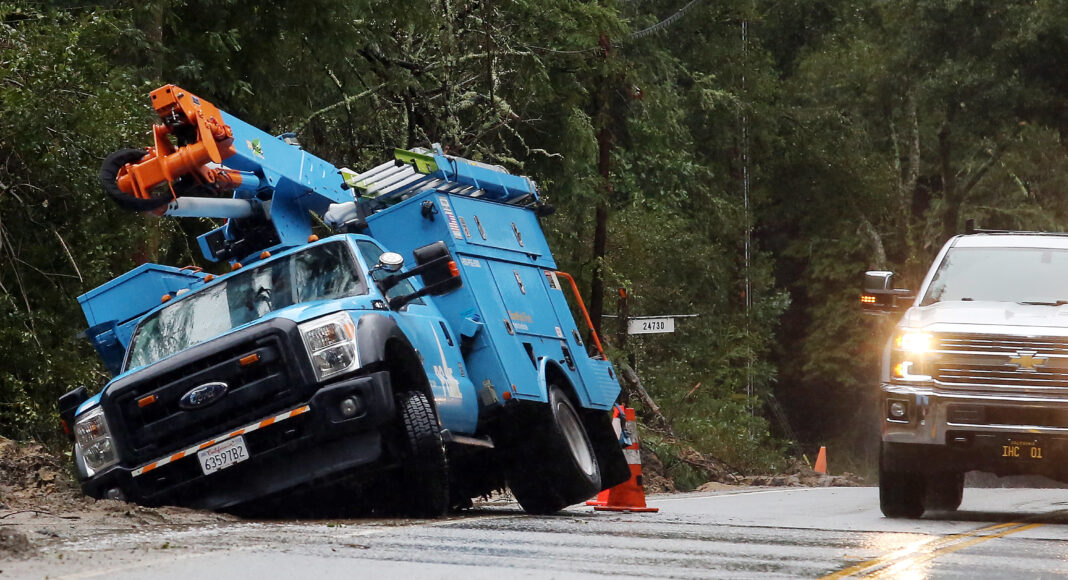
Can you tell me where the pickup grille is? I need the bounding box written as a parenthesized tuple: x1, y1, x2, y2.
(933, 333, 1068, 396)
(103, 321, 312, 464)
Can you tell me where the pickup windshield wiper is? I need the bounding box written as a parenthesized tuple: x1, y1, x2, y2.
(1017, 300, 1068, 306)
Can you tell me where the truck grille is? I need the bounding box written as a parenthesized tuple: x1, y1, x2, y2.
(933, 333, 1068, 396)
(103, 321, 312, 464)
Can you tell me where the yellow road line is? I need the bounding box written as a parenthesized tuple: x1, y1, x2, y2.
(868, 523, 1044, 578)
(822, 520, 1042, 579)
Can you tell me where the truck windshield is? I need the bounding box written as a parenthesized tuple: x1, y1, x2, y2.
(126, 242, 366, 370)
(921, 246, 1068, 306)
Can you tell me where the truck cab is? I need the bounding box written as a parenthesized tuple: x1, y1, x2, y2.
(864, 231, 1068, 518)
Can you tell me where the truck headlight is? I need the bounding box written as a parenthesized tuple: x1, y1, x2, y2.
(74, 406, 118, 475)
(299, 313, 359, 381)
(891, 330, 934, 382)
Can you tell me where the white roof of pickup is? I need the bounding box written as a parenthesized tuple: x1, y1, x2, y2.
(953, 234, 1068, 249)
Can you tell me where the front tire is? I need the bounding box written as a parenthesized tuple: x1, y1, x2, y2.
(395, 390, 449, 517)
(508, 385, 602, 514)
(879, 458, 926, 519)
(924, 471, 964, 512)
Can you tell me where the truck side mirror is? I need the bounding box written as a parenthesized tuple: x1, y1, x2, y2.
(861, 270, 914, 314)
(412, 241, 462, 295)
(384, 241, 463, 310)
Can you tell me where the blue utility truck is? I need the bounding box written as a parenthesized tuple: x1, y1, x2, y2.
(58, 85, 628, 516)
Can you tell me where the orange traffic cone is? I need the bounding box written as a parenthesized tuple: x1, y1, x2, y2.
(813, 446, 828, 474)
(585, 489, 609, 506)
(594, 406, 658, 513)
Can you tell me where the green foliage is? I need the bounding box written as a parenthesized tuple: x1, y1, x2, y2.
(0, 3, 161, 442)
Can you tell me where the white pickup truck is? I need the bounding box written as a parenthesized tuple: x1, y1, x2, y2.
(864, 230, 1068, 518)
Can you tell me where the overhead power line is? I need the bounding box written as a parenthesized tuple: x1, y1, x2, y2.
(629, 0, 705, 40)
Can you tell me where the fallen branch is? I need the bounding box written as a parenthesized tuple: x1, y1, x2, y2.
(618, 362, 676, 437)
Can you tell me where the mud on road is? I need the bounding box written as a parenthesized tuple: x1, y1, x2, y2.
(0, 438, 234, 564)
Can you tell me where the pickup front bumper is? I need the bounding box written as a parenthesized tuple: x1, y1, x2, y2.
(82, 370, 395, 510)
(881, 383, 1068, 480)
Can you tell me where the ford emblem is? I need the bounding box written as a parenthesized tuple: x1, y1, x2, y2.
(179, 382, 229, 410)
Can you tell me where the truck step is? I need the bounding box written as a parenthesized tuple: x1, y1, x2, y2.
(440, 430, 495, 449)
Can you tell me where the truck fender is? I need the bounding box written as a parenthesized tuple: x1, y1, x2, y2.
(355, 313, 433, 400)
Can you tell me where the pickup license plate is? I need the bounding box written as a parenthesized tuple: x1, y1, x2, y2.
(198, 436, 249, 475)
(1000, 438, 1044, 461)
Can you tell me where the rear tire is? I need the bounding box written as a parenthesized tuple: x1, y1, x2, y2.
(879, 461, 926, 519)
(395, 390, 449, 517)
(924, 471, 964, 512)
(508, 385, 602, 514)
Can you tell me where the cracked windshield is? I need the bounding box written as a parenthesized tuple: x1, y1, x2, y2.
(127, 242, 365, 369)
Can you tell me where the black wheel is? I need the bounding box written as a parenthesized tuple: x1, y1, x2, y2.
(395, 390, 449, 517)
(99, 148, 174, 212)
(924, 472, 964, 512)
(508, 385, 602, 514)
(879, 461, 926, 518)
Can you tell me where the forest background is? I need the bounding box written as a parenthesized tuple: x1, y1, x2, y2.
(3, 0, 1068, 485)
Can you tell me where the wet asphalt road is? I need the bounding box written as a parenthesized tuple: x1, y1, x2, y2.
(6, 486, 1068, 579)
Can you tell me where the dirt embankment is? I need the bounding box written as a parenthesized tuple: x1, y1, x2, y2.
(0, 437, 233, 561)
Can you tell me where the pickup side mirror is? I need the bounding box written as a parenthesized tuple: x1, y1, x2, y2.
(381, 241, 463, 310)
(861, 270, 914, 314)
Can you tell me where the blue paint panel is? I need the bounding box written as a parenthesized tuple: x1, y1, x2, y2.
(486, 261, 562, 340)
(78, 263, 208, 330)
(447, 195, 555, 268)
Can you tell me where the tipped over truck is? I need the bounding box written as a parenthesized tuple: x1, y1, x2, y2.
(59, 85, 628, 516)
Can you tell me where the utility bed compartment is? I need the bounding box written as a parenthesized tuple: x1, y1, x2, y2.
(78, 263, 208, 375)
(367, 188, 618, 412)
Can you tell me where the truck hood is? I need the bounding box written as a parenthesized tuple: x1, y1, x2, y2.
(902, 300, 1068, 336)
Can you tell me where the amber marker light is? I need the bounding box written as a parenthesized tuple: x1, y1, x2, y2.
(448, 260, 460, 277)
(204, 274, 214, 282)
(502, 391, 512, 401)
(308, 235, 319, 242)
(231, 262, 243, 271)
(239, 353, 260, 367)
(860, 294, 877, 304)
(138, 395, 157, 408)
(161, 294, 172, 303)
(260, 251, 271, 259)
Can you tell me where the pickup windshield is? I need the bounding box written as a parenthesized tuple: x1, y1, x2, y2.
(126, 242, 366, 370)
(921, 246, 1068, 306)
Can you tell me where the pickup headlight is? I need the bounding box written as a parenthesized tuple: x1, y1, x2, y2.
(299, 313, 359, 381)
(890, 330, 934, 381)
(74, 406, 118, 475)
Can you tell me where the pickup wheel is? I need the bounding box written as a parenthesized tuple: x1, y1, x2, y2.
(508, 385, 602, 515)
(924, 472, 964, 512)
(879, 463, 926, 519)
(395, 390, 449, 517)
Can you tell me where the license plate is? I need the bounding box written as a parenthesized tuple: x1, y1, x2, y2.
(197, 436, 249, 475)
(1000, 438, 1044, 461)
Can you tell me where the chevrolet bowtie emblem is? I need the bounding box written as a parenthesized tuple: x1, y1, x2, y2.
(1009, 351, 1047, 371)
